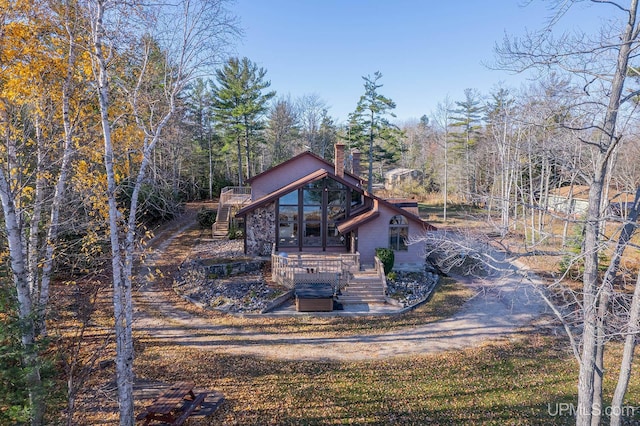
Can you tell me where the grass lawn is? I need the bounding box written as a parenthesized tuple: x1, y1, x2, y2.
(125, 337, 638, 425)
(66, 203, 640, 425)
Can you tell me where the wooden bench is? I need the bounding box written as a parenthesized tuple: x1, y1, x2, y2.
(136, 381, 207, 425)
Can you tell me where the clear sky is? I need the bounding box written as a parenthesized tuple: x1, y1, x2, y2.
(231, 0, 608, 124)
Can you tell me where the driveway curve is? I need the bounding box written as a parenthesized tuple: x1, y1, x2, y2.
(134, 209, 549, 362)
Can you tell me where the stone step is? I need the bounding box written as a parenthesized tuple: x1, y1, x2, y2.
(353, 270, 378, 276)
(349, 280, 382, 286)
(342, 286, 384, 294)
(338, 296, 386, 304)
(342, 291, 384, 296)
(350, 274, 380, 281)
(342, 284, 384, 290)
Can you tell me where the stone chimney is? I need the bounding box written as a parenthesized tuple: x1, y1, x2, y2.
(351, 149, 361, 178)
(334, 143, 345, 178)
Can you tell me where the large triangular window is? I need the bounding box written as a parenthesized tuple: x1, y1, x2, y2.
(277, 177, 356, 250)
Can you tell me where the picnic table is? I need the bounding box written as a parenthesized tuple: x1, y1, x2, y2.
(136, 381, 206, 425)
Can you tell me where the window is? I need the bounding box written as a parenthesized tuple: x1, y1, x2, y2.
(276, 177, 350, 250)
(303, 205, 322, 246)
(389, 215, 408, 251)
(278, 192, 299, 246)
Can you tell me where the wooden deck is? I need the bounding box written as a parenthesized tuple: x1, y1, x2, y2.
(271, 252, 360, 290)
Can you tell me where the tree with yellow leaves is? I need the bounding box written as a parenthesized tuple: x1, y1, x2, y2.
(0, 0, 91, 424)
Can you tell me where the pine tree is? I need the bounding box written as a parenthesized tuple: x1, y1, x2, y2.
(450, 88, 484, 203)
(351, 72, 400, 192)
(211, 57, 275, 185)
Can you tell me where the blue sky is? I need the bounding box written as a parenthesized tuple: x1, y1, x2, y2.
(231, 1, 607, 124)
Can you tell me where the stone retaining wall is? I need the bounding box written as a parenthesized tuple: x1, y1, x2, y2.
(202, 259, 265, 278)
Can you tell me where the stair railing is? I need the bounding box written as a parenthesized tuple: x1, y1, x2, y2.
(374, 256, 387, 296)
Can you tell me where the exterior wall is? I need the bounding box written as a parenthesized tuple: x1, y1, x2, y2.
(356, 204, 427, 268)
(384, 168, 424, 190)
(250, 155, 360, 200)
(245, 203, 276, 256)
(548, 195, 589, 216)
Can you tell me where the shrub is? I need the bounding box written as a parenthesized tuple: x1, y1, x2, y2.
(118, 180, 182, 226)
(375, 248, 395, 275)
(197, 208, 217, 228)
(228, 225, 244, 240)
(558, 221, 608, 280)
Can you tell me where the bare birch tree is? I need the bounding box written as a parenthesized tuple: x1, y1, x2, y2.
(86, 0, 237, 424)
(431, 97, 454, 221)
(493, 1, 640, 424)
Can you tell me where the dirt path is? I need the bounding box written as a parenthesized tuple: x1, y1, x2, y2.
(133, 205, 549, 361)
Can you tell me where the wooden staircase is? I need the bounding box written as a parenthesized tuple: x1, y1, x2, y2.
(212, 204, 230, 239)
(337, 269, 386, 304)
(212, 187, 252, 240)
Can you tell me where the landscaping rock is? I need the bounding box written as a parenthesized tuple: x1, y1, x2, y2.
(175, 239, 441, 313)
(386, 270, 440, 307)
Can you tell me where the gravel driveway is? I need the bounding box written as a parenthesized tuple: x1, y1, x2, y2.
(134, 207, 549, 361)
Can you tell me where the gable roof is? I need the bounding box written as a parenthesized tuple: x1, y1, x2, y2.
(236, 168, 363, 217)
(337, 195, 435, 233)
(336, 199, 380, 233)
(374, 195, 437, 231)
(549, 185, 590, 200)
(245, 151, 361, 184)
(237, 154, 436, 232)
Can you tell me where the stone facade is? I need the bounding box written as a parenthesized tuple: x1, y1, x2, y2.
(245, 202, 276, 256)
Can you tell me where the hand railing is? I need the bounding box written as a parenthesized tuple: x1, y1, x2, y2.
(374, 256, 387, 296)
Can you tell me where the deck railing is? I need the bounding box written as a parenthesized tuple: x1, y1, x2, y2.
(271, 251, 360, 291)
(215, 187, 252, 237)
(219, 186, 252, 206)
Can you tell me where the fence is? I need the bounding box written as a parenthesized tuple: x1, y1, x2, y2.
(374, 256, 388, 295)
(271, 251, 360, 291)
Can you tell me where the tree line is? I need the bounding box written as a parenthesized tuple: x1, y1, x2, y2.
(2, 0, 640, 425)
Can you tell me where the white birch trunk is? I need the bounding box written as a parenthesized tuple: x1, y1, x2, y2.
(27, 116, 45, 304)
(91, 1, 135, 423)
(38, 22, 78, 334)
(0, 169, 45, 425)
(576, 3, 637, 423)
(608, 187, 640, 426)
(610, 267, 640, 426)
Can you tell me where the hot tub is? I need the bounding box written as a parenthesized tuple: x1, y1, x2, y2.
(294, 283, 334, 312)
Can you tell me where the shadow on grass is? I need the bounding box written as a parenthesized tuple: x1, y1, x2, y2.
(130, 336, 626, 425)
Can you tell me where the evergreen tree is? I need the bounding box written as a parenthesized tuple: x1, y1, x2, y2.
(450, 88, 484, 202)
(182, 78, 219, 199)
(351, 72, 400, 192)
(211, 57, 275, 185)
(317, 109, 338, 160)
(266, 97, 299, 166)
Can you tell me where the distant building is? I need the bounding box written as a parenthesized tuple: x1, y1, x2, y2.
(548, 185, 636, 217)
(384, 168, 424, 191)
(547, 185, 590, 216)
